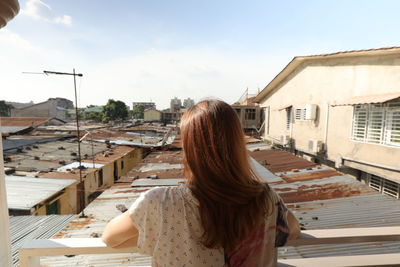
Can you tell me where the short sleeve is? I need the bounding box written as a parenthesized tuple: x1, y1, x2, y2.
(274, 193, 290, 247)
(128, 188, 162, 255)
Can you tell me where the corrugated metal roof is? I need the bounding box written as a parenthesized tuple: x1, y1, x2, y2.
(138, 163, 183, 172)
(94, 139, 157, 147)
(249, 149, 317, 173)
(0, 126, 31, 134)
(249, 149, 400, 259)
(332, 92, 400, 106)
(0, 117, 53, 127)
(40, 186, 153, 266)
(57, 162, 104, 172)
(279, 193, 400, 259)
(2, 136, 63, 151)
(10, 215, 75, 266)
(34, 148, 400, 265)
(6, 175, 76, 210)
(131, 178, 186, 187)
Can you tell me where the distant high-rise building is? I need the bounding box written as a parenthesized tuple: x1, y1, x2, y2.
(170, 97, 182, 112)
(183, 98, 195, 109)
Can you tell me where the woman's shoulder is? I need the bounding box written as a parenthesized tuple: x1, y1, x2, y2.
(139, 185, 189, 204)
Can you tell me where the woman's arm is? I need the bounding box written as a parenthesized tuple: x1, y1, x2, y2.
(102, 211, 139, 248)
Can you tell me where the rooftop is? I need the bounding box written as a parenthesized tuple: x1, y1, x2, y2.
(6, 175, 76, 211)
(4, 139, 109, 173)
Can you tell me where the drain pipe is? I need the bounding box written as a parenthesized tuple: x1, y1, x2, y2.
(324, 103, 330, 145)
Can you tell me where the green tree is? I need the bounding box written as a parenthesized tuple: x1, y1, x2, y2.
(85, 111, 103, 122)
(102, 99, 128, 122)
(131, 105, 144, 119)
(0, 101, 12, 117)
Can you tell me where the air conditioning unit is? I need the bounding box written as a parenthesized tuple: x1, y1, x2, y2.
(280, 135, 290, 145)
(305, 104, 317, 120)
(308, 139, 323, 153)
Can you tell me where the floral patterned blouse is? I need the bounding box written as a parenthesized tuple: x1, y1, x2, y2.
(128, 185, 290, 267)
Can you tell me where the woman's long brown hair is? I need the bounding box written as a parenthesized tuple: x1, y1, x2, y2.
(180, 99, 273, 250)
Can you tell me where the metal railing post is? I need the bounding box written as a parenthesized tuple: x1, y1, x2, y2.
(19, 251, 40, 267)
(0, 122, 12, 267)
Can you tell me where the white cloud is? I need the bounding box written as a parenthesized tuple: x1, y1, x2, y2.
(54, 15, 72, 26)
(21, 0, 72, 26)
(0, 29, 38, 51)
(83, 48, 289, 109)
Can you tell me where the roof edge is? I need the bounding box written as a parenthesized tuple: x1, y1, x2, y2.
(254, 46, 400, 103)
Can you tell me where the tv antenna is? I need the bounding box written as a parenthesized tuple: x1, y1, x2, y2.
(23, 69, 87, 217)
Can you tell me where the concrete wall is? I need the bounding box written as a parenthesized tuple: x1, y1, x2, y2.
(144, 110, 162, 122)
(11, 99, 69, 120)
(32, 183, 78, 215)
(259, 55, 400, 181)
(11, 101, 53, 117)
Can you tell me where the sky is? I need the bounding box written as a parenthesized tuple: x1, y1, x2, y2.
(2, 0, 400, 109)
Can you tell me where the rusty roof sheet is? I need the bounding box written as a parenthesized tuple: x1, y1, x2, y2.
(119, 150, 184, 182)
(141, 150, 183, 164)
(170, 135, 182, 149)
(0, 117, 53, 127)
(39, 147, 400, 264)
(40, 185, 154, 266)
(249, 149, 317, 173)
(332, 91, 400, 106)
(131, 178, 186, 187)
(91, 146, 137, 163)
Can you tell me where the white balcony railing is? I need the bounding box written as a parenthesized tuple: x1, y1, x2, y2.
(19, 226, 400, 267)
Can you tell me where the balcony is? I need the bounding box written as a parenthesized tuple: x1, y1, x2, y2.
(19, 226, 400, 267)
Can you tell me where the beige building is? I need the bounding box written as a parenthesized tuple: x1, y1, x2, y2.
(40, 146, 142, 210)
(255, 47, 400, 196)
(11, 98, 74, 121)
(6, 175, 78, 216)
(144, 108, 162, 122)
(232, 91, 263, 131)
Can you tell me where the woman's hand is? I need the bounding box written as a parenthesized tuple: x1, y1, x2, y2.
(102, 211, 139, 248)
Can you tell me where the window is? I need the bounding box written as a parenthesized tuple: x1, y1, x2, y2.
(98, 169, 103, 187)
(46, 200, 59, 215)
(366, 173, 400, 199)
(295, 108, 306, 120)
(245, 109, 256, 120)
(351, 100, 400, 146)
(286, 107, 292, 130)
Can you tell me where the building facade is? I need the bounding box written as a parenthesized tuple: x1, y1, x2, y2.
(254, 47, 400, 195)
(11, 98, 73, 121)
(144, 108, 162, 122)
(232, 91, 263, 131)
(183, 98, 195, 109)
(170, 97, 182, 112)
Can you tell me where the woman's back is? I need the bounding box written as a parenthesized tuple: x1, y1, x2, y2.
(128, 184, 290, 267)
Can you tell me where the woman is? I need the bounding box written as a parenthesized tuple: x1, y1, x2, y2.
(102, 99, 300, 266)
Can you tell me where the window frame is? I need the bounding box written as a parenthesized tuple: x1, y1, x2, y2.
(244, 108, 256, 121)
(351, 100, 400, 147)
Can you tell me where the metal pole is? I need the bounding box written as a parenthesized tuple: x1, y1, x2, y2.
(73, 68, 85, 217)
(91, 132, 95, 168)
(0, 121, 12, 267)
